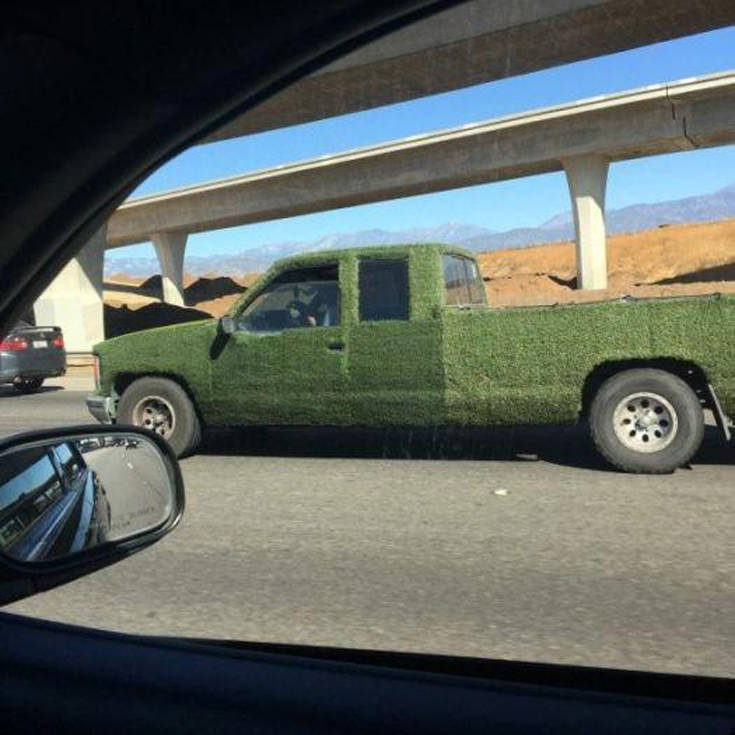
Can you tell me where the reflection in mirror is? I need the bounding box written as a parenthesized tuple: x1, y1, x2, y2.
(0, 434, 175, 563)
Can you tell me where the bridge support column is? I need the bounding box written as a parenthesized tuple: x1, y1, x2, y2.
(563, 154, 609, 290)
(151, 232, 187, 306)
(33, 226, 106, 356)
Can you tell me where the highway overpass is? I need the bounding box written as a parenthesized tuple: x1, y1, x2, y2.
(207, 0, 735, 140)
(104, 71, 735, 299)
(32, 0, 735, 352)
(36, 72, 735, 353)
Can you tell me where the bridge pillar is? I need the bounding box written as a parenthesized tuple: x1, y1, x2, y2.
(563, 154, 609, 290)
(151, 232, 188, 306)
(33, 225, 106, 356)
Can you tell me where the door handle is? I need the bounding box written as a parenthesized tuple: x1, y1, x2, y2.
(327, 341, 345, 352)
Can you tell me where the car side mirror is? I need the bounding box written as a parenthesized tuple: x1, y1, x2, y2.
(0, 426, 184, 605)
(219, 315, 236, 335)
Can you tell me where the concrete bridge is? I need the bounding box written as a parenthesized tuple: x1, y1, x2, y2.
(32, 0, 735, 352)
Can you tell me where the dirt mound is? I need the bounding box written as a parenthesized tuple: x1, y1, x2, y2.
(104, 302, 211, 339)
(194, 293, 243, 317)
(103, 291, 158, 309)
(478, 218, 735, 307)
(138, 274, 163, 299)
(184, 276, 245, 306)
(105, 273, 145, 287)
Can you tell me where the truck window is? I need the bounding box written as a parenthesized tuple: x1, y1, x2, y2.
(442, 255, 485, 306)
(239, 264, 340, 332)
(358, 259, 409, 322)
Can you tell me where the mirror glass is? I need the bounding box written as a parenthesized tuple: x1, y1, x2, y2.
(0, 433, 176, 563)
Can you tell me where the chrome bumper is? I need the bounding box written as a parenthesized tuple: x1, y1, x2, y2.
(86, 394, 115, 424)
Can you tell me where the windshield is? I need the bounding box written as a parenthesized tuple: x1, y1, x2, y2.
(4, 4, 734, 682)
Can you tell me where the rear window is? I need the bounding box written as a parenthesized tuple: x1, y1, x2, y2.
(442, 255, 485, 306)
(358, 259, 409, 322)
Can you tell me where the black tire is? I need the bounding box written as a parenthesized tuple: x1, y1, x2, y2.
(14, 377, 43, 394)
(117, 376, 201, 457)
(590, 368, 704, 474)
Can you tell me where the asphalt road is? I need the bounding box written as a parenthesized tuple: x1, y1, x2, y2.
(1, 384, 734, 678)
(84, 445, 173, 541)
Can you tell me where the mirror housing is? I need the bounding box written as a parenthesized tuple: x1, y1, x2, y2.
(219, 315, 236, 335)
(0, 425, 184, 605)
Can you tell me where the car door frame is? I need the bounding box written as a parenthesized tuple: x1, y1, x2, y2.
(209, 260, 349, 426)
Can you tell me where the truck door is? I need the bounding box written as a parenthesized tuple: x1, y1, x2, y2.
(210, 262, 349, 425)
(346, 257, 444, 426)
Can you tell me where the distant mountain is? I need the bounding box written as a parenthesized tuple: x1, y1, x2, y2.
(105, 182, 735, 277)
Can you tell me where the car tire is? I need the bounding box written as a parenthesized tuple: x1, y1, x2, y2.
(14, 377, 44, 393)
(590, 368, 704, 474)
(117, 376, 201, 457)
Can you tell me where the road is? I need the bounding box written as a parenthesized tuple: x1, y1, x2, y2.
(84, 445, 173, 541)
(1, 383, 734, 678)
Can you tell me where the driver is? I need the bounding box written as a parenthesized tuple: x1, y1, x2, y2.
(288, 284, 337, 327)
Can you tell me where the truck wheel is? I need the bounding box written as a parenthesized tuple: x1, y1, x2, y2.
(14, 377, 44, 393)
(589, 368, 704, 474)
(117, 377, 201, 457)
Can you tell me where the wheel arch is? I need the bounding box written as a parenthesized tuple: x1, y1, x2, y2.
(580, 358, 710, 418)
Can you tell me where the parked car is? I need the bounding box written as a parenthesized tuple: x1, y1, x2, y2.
(87, 244, 734, 473)
(0, 320, 66, 393)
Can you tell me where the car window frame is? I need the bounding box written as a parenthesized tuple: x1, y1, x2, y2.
(235, 262, 342, 335)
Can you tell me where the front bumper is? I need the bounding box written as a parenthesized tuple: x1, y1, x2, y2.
(86, 394, 115, 424)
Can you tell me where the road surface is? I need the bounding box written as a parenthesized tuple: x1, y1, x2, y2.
(1, 384, 733, 678)
(84, 444, 173, 540)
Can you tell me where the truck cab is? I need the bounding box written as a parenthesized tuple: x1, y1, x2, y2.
(211, 244, 484, 426)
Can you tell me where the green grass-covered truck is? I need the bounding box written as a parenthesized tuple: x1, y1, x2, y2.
(87, 244, 735, 473)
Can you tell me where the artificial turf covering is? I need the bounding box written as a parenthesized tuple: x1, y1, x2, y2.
(94, 244, 735, 426)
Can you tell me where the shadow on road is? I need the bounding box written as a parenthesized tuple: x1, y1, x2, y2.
(198, 423, 733, 472)
(0, 385, 63, 398)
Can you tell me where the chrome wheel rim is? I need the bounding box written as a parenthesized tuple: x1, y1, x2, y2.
(131, 395, 176, 438)
(612, 392, 678, 453)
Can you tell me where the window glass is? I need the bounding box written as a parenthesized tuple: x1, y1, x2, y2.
(0, 452, 64, 552)
(358, 259, 409, 322)
(465, 259, 486, 305)
(52, 443, 84, 486)
(239, 264, 339, 333)
(443, 255, 485, 306)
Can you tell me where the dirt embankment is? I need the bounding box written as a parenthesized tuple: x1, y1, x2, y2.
(103, 219, 734, 335)
(478, 219, 735, 306)
(102, 274, 254, 337)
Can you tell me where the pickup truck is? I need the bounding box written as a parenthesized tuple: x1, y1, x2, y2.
(87, 244, 735, 473)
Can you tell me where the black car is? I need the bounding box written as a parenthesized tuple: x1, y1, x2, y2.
(0, 320, 66, 393)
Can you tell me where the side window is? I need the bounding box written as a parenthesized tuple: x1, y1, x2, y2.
(358, 259, 409, 322)
(442, 255, 465, 306)
(238, 264, 340, 333)
(442, 255, 485, 306)
(465, 259, 486, 305)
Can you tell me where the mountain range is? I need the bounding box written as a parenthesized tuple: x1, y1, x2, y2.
(105, 181, 735, 277)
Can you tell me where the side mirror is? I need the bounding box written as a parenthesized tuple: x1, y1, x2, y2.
(0, 426, 184, 605)
(219, 315, 236, 335)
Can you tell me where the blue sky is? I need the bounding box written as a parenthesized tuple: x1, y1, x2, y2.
(114, 27, 735, 262)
